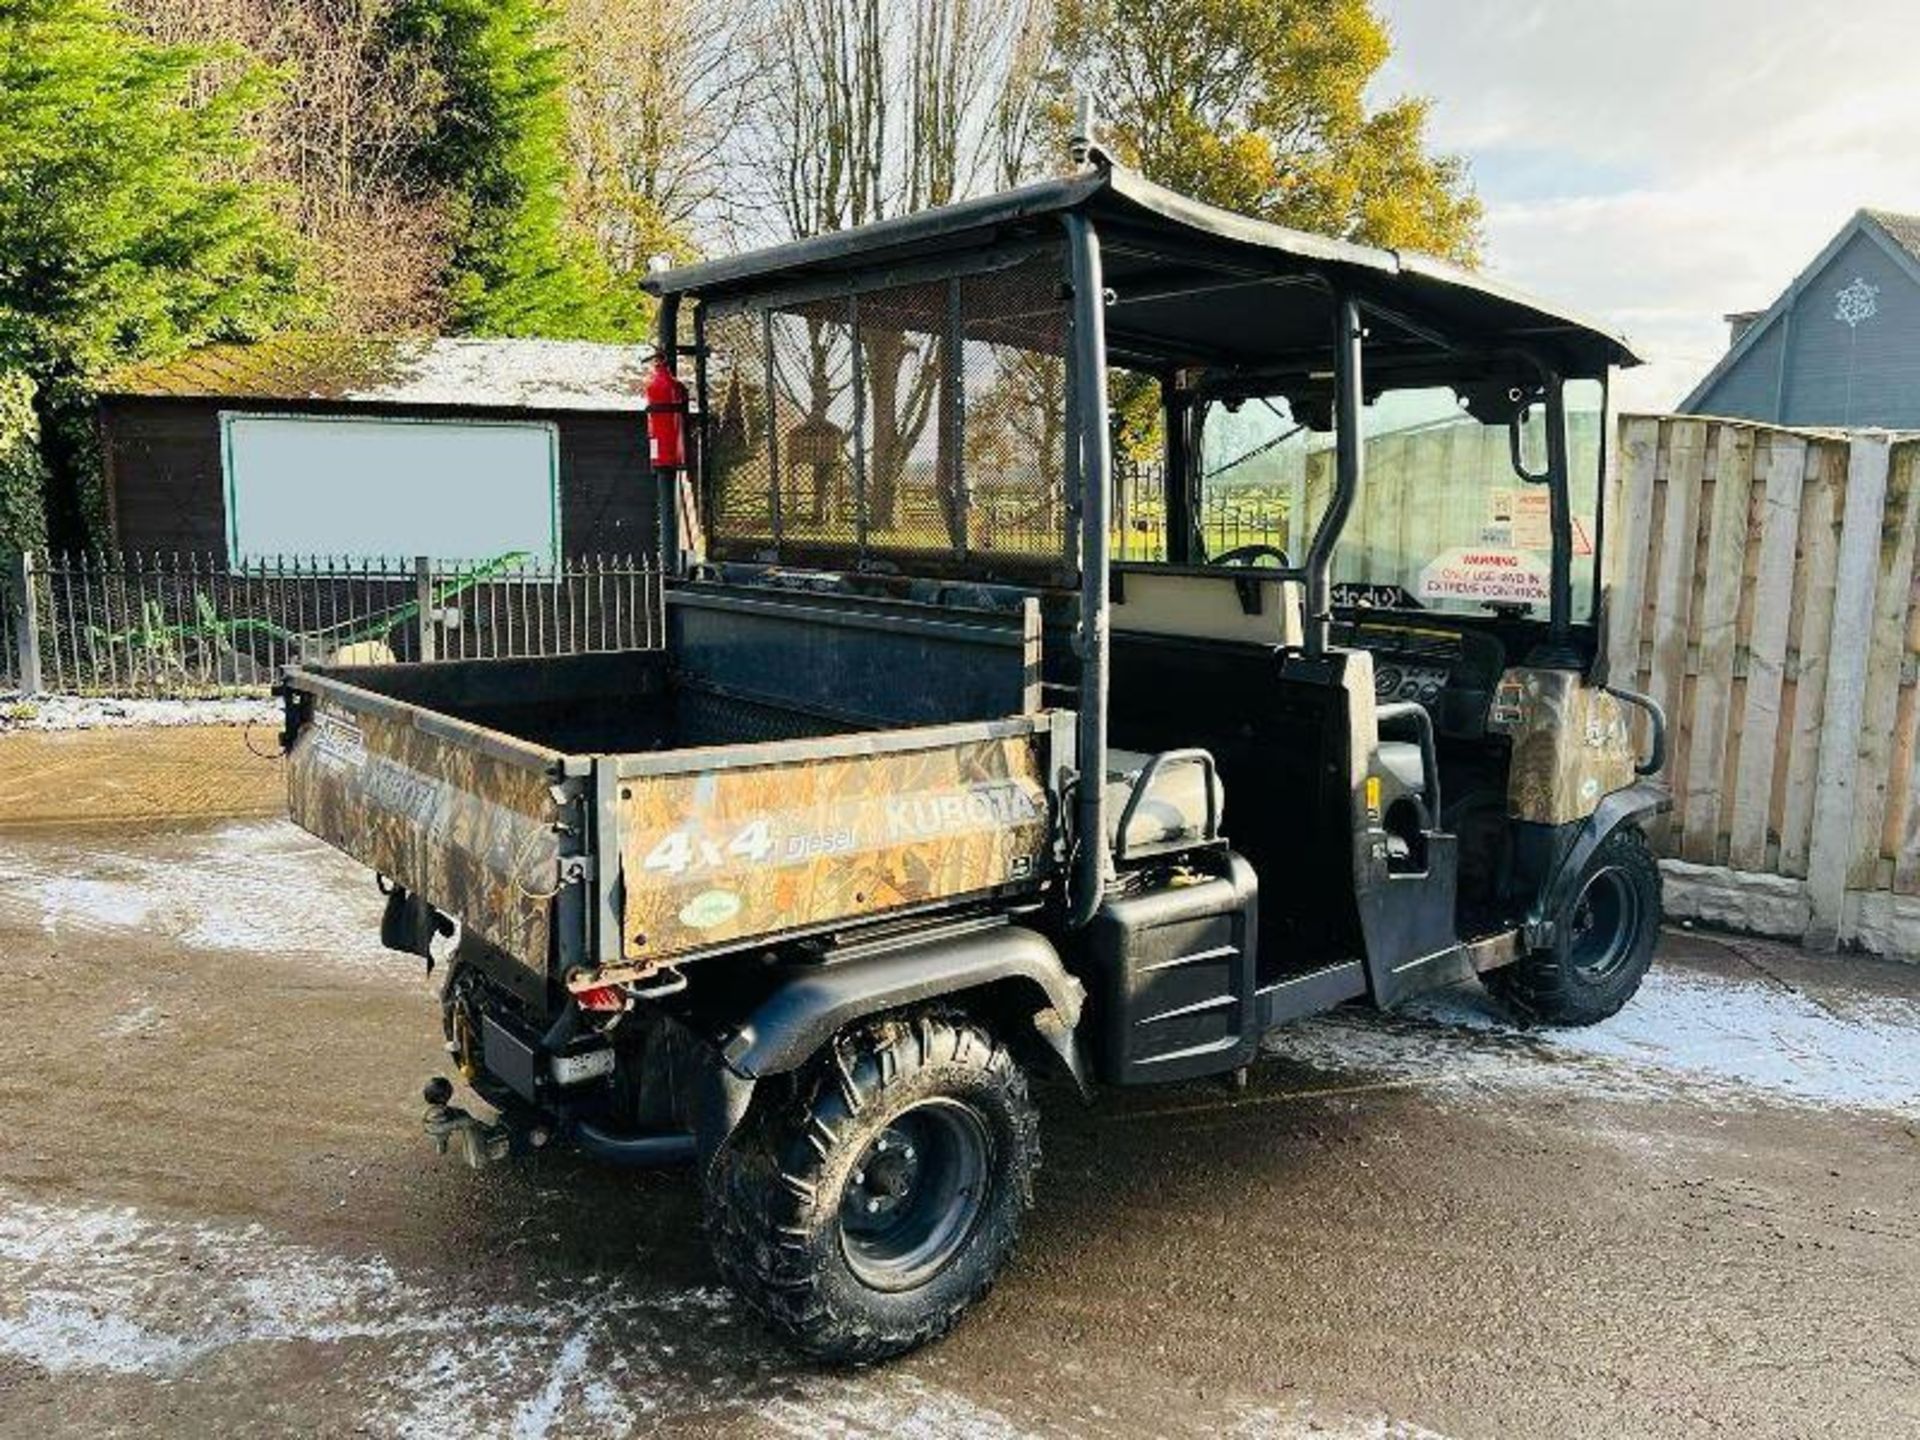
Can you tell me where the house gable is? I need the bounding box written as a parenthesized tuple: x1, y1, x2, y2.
(1683, 212, 1920, 428)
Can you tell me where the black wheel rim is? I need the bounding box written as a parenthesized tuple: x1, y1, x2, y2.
(838, 1098, 992, 1292)
(1568, 865, 1641, 983)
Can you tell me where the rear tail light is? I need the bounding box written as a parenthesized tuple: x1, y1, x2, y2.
(574, 984, 626, 1013)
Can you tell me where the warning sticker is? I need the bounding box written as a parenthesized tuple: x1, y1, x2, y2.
(1512, 490, 1553, 549)
(1480, 488, 1595, 556)
(1419, 547, 1551, 605)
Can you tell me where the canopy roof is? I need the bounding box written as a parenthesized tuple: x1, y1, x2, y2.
(646, 165, 1641, 380)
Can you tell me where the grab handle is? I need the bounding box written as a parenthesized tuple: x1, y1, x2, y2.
(1376, 701, 1442, 824)
(1605, 684, 1668, 777)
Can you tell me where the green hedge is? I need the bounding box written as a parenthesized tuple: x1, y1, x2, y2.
(0, 372, 49, 556)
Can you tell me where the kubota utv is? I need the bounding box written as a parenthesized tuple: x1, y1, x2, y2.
(281, 133, 1668, 1361)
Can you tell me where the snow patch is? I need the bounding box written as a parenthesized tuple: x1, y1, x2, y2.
(0, 1188, 1078, 1438)
(0, 695, 280, 733)
(0, 820, 393, 971)
(99, 1002, 163, 1039)
(1265, 968, 1920, 1116)
(756, 1372, 1032, 1438)
(0, 1297, 223, 1378)
(1224, 1407, 1453, 1439)
(0, 1190, 709, 1434)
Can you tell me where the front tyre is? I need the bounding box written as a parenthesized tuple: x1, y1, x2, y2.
(1488, 826, 1661, 1026)
(705, 1010, 1039, 1363)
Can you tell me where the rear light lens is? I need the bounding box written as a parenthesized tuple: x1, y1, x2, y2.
(574, 984, 626, 1012)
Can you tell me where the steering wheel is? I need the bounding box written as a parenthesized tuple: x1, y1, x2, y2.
(1213, 543, 1291, 569)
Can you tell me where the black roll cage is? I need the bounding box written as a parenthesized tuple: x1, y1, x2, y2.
(645, 164, 1638, 928)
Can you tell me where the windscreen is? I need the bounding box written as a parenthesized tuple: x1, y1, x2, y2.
(698, 247, 1072, 583)
(1194, 379, 1605, 621)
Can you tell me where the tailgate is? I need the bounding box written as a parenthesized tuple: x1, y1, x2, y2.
(283, 670, 568, 964)
(611, 714, 1065, 966)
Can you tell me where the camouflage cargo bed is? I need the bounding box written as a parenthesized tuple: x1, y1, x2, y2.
(280, 580, 1068, 990)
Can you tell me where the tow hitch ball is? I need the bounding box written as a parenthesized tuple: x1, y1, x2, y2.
(421, 1076, 545, 1169)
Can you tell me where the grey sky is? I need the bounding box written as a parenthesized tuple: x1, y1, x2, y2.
(1371, 1, 1920, 410)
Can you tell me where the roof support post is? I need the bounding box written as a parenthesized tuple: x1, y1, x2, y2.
(1543, 369, 1577, 657)
(1307, 294, 1365, 658)
(1064, 212, 1111, 929)
(1163, 376, 1197, 565)
(656, 294, 682, 573)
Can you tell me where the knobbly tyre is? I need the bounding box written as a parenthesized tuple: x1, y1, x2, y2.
(278, 124, 1670, 1363)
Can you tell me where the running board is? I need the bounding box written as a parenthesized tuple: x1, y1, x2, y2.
(1253, 929, 1524, 1031)
(1256, 961, 1368, 1028)
(1375, 928, 1527, 1005)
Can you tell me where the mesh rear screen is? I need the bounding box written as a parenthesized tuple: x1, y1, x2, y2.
(700, 248, 1071, 581)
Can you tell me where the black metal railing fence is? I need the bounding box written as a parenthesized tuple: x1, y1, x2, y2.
(2, 551, 663, 699)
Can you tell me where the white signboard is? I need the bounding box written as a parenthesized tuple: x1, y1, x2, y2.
(222, 413, 560, 564)
(1419, 547, 1551, 606)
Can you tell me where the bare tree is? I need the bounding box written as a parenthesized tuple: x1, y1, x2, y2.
(126, 0, 450, 333)
(988, 0, 1062, 190)
(743, 0, 1056, 533)
(559, 0, 762, 272)
(749, 0, 1054, 240)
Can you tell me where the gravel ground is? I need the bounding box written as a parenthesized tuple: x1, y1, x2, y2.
(0, 818, 1915, 1439)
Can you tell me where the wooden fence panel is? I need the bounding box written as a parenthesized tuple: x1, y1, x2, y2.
(1681, 425, 1756, 863)
(1728, 433, 1808, 871)
(1602, 419, 1920, 938)
(1850, 443, 1920, 889)
(1879, 444, 1920, 891)
(1643, 420, 1708, 847)
(1779, 441, 1846, 877)
(1805, 434, 1894, 945)
(1605, 417, 1661, 689)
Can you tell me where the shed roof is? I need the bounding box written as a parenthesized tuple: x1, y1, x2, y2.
(1865, 209, 1920, 264)
(102, 335, 654, 413)
(645, 163, 1642, 376)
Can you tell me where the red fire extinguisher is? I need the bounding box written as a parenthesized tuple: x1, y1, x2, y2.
(645, 356, 688, 470)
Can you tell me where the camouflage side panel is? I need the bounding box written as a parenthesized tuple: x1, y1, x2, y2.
(617, 731, 1053, 963)
(1489, 668, 1637, 826)
(286, 697, 561, 963)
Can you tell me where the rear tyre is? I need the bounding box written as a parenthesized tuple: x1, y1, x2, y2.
(705, 1010, 1039, 1363)
(1487, 826, 1661, 1027)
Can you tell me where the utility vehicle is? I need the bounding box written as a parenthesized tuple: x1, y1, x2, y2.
(279, 135, 1669, 1361)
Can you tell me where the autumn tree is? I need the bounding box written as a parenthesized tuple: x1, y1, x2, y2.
(1054, 0, 1481, 262)
(0, 0, 304, 549)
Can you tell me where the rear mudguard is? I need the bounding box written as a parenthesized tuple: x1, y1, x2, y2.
(688, 919, 1086, 1167)
(722, 919, 1086, 1084)
(1524, 780, 1671, 949)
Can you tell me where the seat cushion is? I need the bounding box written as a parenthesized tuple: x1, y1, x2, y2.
(1110, 567, 1305, 648)
(1105, 747, 1226, 855)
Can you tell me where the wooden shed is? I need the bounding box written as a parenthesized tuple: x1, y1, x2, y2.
(98, 335, 658, 562)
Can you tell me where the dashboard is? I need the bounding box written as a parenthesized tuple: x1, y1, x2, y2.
(1333, 619, 1506, 740)
(1373, 658, 1451, 708)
